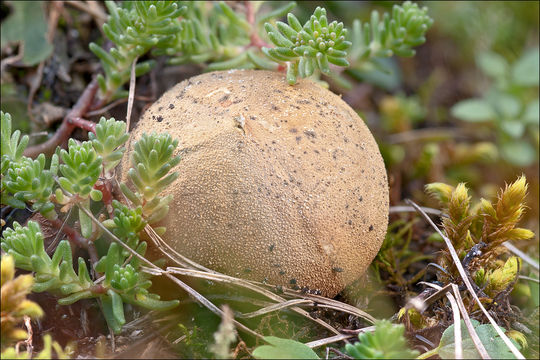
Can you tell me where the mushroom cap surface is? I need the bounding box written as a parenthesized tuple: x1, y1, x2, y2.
(121, 70, 389, 297)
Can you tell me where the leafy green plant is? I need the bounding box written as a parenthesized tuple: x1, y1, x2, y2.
(451, 47, 539, 166)
(252, 336, 319, 359)
(89, 1, 185, 100)
(434, 319, 521, 359)
(90, 1, 435, 91)
(119, 132, 180, 226)
(1, 220, 178, 334)
(344, 320, 419, 359)
(0, 111, 181, 334)
(262, 6, 351, 84)
(350, 1, 433, 61)
(337, 1, 433, 88)
(88, 117, 129, 172)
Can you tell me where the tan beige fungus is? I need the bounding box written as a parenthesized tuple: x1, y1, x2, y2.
(121, 70, 389, 297)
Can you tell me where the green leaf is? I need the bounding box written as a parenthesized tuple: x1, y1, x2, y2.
(491, 93, 521, 119)
(438, 319, 521, 359)
(500, 120, 525, 139)
(500, 142, 537, 167)
(451, 99, 496, 122)
(253, 337, 319, 359)
(78, 204, 93, 239)
(476, 51, 508, 80)
(101, 293, 124, 334)
(0, 1, 53, 65)
(523, 100, 539, 125)
(511, 47, 539, 87)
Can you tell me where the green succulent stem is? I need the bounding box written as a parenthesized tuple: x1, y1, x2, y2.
(1, 112, 181, 335)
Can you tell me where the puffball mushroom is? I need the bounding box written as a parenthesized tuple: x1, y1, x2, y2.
(121, 70, 389, 297)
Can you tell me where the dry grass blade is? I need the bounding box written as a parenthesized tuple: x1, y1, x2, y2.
(421, 282, 463, 359)
(65, 1, 107, 24)
(126, 57, 138, 131)
(145, 221, 372, 334)
(236, 299, 313, 319)
(390, 205, 443, 216)
(504, 241, 539, 272)
(406, 199, 525, 359)
(304, 333, 356, 349)
(162, 266, 342, 335)
(519, 275, 540, 283)
(280, 289, 376, 324)
(77, 206, 264, 340)
(144, 224, 215, 272)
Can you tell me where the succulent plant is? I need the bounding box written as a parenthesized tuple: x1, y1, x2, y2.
(350, 1, 433, 61)
(88, 117, 129, 172)
(1, 154, 57, 220)
(121, 132, 180, 225)
(1, 111, 28, 170)
(89, 1, 185, 100)
(58, 139, 103, 200)
(263, 6, 351, 84)
(345, 320, 419, 359)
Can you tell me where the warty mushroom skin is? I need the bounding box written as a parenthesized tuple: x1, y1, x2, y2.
(121, 69, 389, 297)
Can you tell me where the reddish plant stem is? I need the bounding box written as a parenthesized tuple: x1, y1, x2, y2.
(49, 217, 99, 266)
(68, 117, 97, 134)
(89, 284, 107, 294)
(23, 78, 99, 159)
(94, 179, 115, 219)
(50, 217, 88, 249)
(245, 1, 270, 49)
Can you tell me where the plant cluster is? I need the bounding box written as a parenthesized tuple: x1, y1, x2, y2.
(426, 175, 534, 283)
(451, 48, 539, 166)
(334, 1, 433, 88)
(1, 254, 70, 359)
(88, 0, 434, 93)
(263, 6, 351, 84)
(89, 1, 186, 101)
(345, 320, 419, 359)
(1, 111, 181, 334)
(397, 177, 536, 355)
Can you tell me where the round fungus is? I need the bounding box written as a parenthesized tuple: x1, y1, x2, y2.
(121, 70, 389, 297)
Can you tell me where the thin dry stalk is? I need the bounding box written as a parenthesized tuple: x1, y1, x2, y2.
(236, 299, 313, 319)
(389, 205, 443, 216)
(280, 290, 376, 324)
(304, 333, 356, 349)
(163, 266, 375, 325)
(518, 275, 539, 283)
(126, 57, 138, 131)
(77, 205, 264, 340)
(504, 241, 539, 272)
(421, 282, 462, 359)
(144, 224, 215, 272)
(143, 218, 355, 335)
(406, 199, 525, 359)
(65, 0, 108, 25)
(162, 266, 343, 335)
